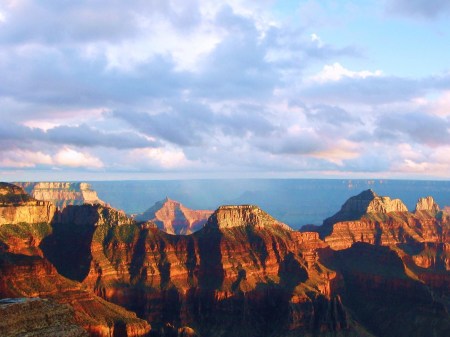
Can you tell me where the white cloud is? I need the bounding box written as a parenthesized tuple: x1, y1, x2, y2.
(53, 148, 103, 168)
(310, 62, 383, 83)
(431, 90, 450, 117)
(129, 147, 189, 169)
(310, 140, 360, 165)
(0, 150, 52, 168)
(310, 33, 323, 47)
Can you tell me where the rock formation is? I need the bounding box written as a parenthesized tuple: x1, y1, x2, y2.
(204, 204, 293, 232)
(0, 183, 150, 337)
(0, 182, 57, 226)
(1, 183, 449, 337)
(40, 202, 357, 336)
(320, 189, 408, 234)
(15, 182, 106, 210)
(317, 190, 448, 251)
(135, 198, 212, 234)
(0, 297, 88, 337)
(415, 196, 440, 213)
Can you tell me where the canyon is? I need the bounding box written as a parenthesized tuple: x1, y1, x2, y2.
(0, 182, 449, 337)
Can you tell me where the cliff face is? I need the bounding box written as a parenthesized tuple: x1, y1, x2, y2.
(315, 190, 447, 251)
(206, 205, 293, 231)
(320, 189, 408, 236)
(319, 243, 450, 337)
(307, 190, 450, 304)
(1, 184, 450, 337)
(0, 182, 57, 226)
(0, 298, 88, 337)
(62, 201, 448, 337)
(57, 204, 358, 336)
(415, 196, 440, 213)
(135, 198, 212, 234)
(15, 182, 106, 210)
(0, 185, 150, 337)
(0, 250, 150, 337)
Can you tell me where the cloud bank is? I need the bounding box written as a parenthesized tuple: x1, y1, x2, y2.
(1, 0, 449, 179)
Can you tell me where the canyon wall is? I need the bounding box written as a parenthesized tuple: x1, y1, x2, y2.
(0, 183, 56, 226)
(15, 182, 106, 209)
(0, 183, 150, 337)
(1, 183, 449, 337)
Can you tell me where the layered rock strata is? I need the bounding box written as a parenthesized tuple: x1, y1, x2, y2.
(1, 183, 449, 337)
(135, 198, 212, 234)
(0, 183, 150, 337)
(309, 190, 450, 301)
(55, 204, 353, 336)
(38, 198, 450, 336)
(0, 182, 56, 226)
(314, 190, 448, 251)
(15, 182, 106, 210)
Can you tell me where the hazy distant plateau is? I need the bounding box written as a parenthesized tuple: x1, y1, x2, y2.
(89, 179, 450, 229)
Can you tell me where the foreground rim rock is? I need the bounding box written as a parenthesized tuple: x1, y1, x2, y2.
(0, 297, 88, 337)
(1, 182, 449, 337)
(0, 183, 150, 337)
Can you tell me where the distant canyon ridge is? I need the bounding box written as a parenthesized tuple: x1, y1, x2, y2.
(14, 182, 213, 235)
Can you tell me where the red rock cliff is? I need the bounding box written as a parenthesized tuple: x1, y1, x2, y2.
(135, 198, 212, 234)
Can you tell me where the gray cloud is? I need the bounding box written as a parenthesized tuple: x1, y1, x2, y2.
(254, 130, 326, 155)
(298, 103, 361, 126)
(341, 152, 392, 173)
(190, 6, 278, 99)
(47, 124, 158, 149)
(374, 111, 450, 146)
(0, 49, 187, 106)
(113, 100, 275, 147)
(386, 0, 450, 18)
(0, 0, 203, 45)
(302, 76, 425, 105)
(0, 1, 138, 45)
(0, 1, 449, 177)
(0, 122, 156, 150)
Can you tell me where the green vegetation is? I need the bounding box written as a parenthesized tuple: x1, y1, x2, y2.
(112, 224, 138, 244)
(0, 222, 52, 242)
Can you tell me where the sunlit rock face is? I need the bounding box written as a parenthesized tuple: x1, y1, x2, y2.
(307, 189, 448, 251)
(323, 189, 408, 227)
(135, 198, 213, 234)
(0, 182, 57, 226)
(205, 204, 293, 231)
(53, 203, 348, 336)
(1, 184, 450, 337)
(415, 196, 440, 213)
(0, 185, 150, 337)
(308, 190, 450, 312)
(15, 182, 106, 210)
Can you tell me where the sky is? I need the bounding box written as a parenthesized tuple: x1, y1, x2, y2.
(1, 0, 450, 181)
